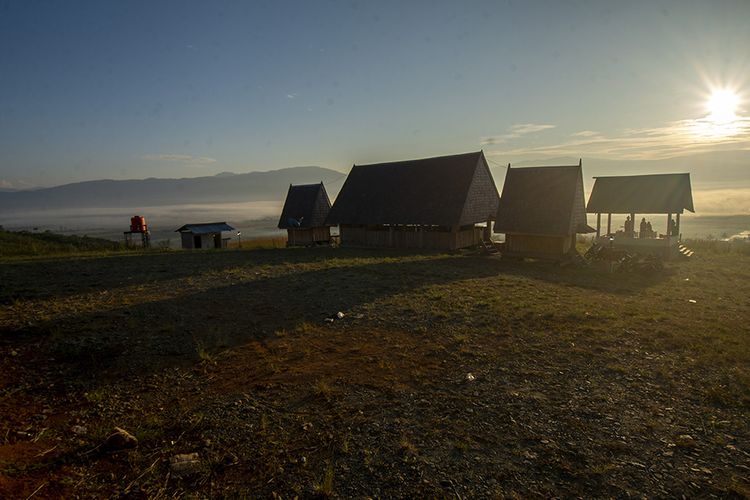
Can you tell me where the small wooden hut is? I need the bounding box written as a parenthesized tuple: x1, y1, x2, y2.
(277, 182, 332, 246)
(325, 151, 500, 250)
(176, 222, 235, 250)
(494, 161, 594, 260)
(586, 173, 694, 257)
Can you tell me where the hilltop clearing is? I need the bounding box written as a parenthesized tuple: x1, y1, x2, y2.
(0, 246, 748, 497)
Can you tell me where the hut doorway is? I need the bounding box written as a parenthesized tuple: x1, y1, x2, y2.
(193, 235, 202, 249)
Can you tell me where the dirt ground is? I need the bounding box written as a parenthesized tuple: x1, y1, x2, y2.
(1, 247, 749, 498)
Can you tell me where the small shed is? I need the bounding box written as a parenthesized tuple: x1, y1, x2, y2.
(277, 182, 332, 246)
(494, 161, 594, 260)
(176, 222, 235, 250)
(325, 151, 500, 250)
(586, 173, 694, 257)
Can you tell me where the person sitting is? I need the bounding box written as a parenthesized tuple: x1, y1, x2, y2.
(669, 217, 678, 237)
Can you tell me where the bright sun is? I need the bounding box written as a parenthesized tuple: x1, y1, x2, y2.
(706, 89, 739, 123)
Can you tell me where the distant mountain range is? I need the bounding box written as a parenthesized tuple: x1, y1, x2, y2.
(1, 150, 747, 213)
(0, 166, 343, 211)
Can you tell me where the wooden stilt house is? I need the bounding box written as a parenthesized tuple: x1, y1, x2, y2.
(278, 182, 332, 246)
(586, 173, 694, 258)
(494, 161, 594, 260)
(325, 151, 500, 250)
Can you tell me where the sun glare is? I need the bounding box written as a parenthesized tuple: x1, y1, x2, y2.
(706, 89, 739, 123)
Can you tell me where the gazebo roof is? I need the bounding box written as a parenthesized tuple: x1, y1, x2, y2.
(587, 173, 694, 214)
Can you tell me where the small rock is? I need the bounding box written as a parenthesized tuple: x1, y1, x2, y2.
(71, 425, 88, 436)
(104, 427, 138, 451)
(10, 350, 18, 357)
(466, 373, 476, 382)
(336, 311, 345, 319)
(675, 434, 696, 448)
(170, 452, 201, 475)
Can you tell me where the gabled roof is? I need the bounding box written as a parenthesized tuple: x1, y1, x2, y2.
(586, 173, 694, 214)
(326, 151, 500, 226)
(494, 163, 593, 236)
(175, 222, 235, 234)
(278, 183, 332, 229)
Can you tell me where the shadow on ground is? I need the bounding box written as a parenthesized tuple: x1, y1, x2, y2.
(1, 249, 674, 384)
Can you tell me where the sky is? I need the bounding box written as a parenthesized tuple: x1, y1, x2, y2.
(1, 0, 749, 188)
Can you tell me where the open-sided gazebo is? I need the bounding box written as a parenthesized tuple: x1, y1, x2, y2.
(586, 173, 694, 257)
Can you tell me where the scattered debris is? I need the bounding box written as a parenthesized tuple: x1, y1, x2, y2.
(324, 311, 346, 323)
(465, 373, 476, 382)
(688, 299, 697, 304)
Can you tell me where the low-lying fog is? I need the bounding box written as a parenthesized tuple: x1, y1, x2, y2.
(1, 191, 748, 246)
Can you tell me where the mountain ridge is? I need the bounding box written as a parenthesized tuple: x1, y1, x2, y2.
(0, 166, 344, 211)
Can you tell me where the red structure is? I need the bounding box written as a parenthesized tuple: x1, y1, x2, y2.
(124, 215, 151, 248)
(130, 216, 148, 233)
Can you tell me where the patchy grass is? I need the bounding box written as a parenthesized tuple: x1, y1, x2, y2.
(0, 244, 748, 497)
(0, 228, 126, 258)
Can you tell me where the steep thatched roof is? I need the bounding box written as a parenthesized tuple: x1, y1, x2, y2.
(494, 164, 593, 236)
(586, 173, 694, 214)
(326, 151, 499, 226)
(278, 183, 332, 229)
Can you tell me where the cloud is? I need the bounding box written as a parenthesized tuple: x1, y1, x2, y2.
(142, 154, 217, 165)
(571, 130, 600, 137)
(485, 115, 750, 161)
(286, 93, 298, 99)
(481, 123, 555, 145)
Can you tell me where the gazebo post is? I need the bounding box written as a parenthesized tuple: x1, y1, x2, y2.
(596, 213, 601, 238)
(676, 212, 681, 240)
(607, 213, 612, 236)
(630, 212, 635, 238)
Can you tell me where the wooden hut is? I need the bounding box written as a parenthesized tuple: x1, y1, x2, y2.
(326, 151, 500, 250)
(586, 173, 694, 257)
(176, 222, 235, 249)
(277, 182, 332, 246)
(494, 161, 594, 260)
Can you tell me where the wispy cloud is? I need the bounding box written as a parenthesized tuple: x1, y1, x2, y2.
(286, 93, 298, 99)
(485, 115, 750, 160)
(141, 154, 218, 165)
(571, 130, 600, 137)
(481, 123, 556, 145)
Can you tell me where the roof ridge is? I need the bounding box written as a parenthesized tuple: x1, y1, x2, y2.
(355, 151, 482, 168)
